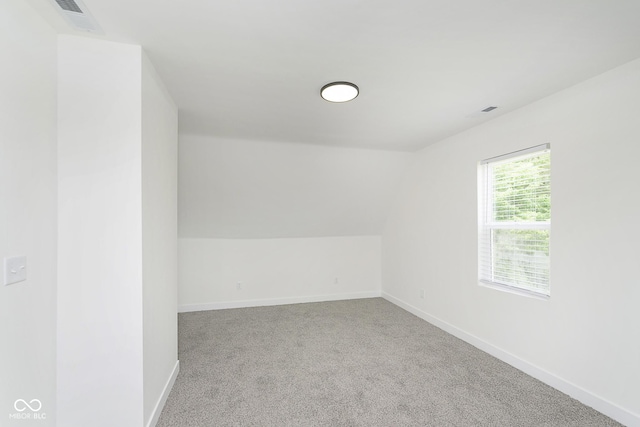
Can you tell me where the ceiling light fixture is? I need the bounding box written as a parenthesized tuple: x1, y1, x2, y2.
(321, 82, 359, 103)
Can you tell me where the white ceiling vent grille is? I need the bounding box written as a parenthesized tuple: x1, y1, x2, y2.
(51, 0, 102, 33)
(55, 0, 82, 13)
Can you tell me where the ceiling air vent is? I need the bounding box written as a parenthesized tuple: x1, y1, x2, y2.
(51, 0, 102, 33)
(55, 0, 82, 13)
(481, 106, 498, 113)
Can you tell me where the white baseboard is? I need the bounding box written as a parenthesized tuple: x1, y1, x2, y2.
(382, 292, 640, 427)
(178, 290, 382, 313)
(146, 360, 180, 427)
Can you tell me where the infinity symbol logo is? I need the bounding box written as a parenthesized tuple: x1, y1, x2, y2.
(14, 399, 42, 412)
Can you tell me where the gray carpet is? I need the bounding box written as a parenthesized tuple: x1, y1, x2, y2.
(157, 298, 620, 426)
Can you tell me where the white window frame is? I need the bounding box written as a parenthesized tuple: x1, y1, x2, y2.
(478, 144, 551, 298)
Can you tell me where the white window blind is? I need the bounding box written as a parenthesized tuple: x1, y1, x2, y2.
(479, 144, 551, 296)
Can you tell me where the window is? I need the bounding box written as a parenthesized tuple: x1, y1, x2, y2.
(478, 144, 551, 297)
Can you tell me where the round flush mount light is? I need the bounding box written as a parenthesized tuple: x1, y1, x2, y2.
(320, 81, 359, 103)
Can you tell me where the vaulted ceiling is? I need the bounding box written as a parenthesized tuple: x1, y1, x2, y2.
(30, 0, 640, 151)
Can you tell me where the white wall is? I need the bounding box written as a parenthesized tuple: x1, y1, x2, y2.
(57, 37, 178, 427)
(178, 134, 406, 312)
(179, 135, 410, 238)
(179, 236, 381, 311)
(57, 36, 144, 426)
(382, 58, 640, 425)
(141, 53, 179, 426)
(0, 2, 57, 425)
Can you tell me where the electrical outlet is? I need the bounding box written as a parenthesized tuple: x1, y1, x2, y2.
(420, 289, 425, 299)
(236, 282, 242, 291)
(4, 256, 27, 286)
(334, 277, 339, 284)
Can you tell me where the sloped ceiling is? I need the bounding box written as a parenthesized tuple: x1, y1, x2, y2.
(179, 136, 410, 238)
(30, 0, 640, 151)
(28, 0, 640, 237)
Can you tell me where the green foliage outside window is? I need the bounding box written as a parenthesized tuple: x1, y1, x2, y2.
(489, 152, 550, 291)
(492, 153, 550, 223)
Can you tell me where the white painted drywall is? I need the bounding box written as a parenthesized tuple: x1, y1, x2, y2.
(57, 36, 145, 427)
(141, 52, 178, 426)
(57, 37, 179, 427)
(179, 236, 381, 311)
(178, 135, 410, 239)
(382, 58, 640, 424)
(178, 135, 404, 311)
(0, 2, 57, 425)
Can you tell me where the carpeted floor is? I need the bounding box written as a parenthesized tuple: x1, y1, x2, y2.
(157, 298, 620, 426)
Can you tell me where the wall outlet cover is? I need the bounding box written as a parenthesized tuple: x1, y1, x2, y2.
(4, 256, 27, 286)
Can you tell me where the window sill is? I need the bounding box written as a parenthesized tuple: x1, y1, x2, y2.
(479, 280, 550, 300)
